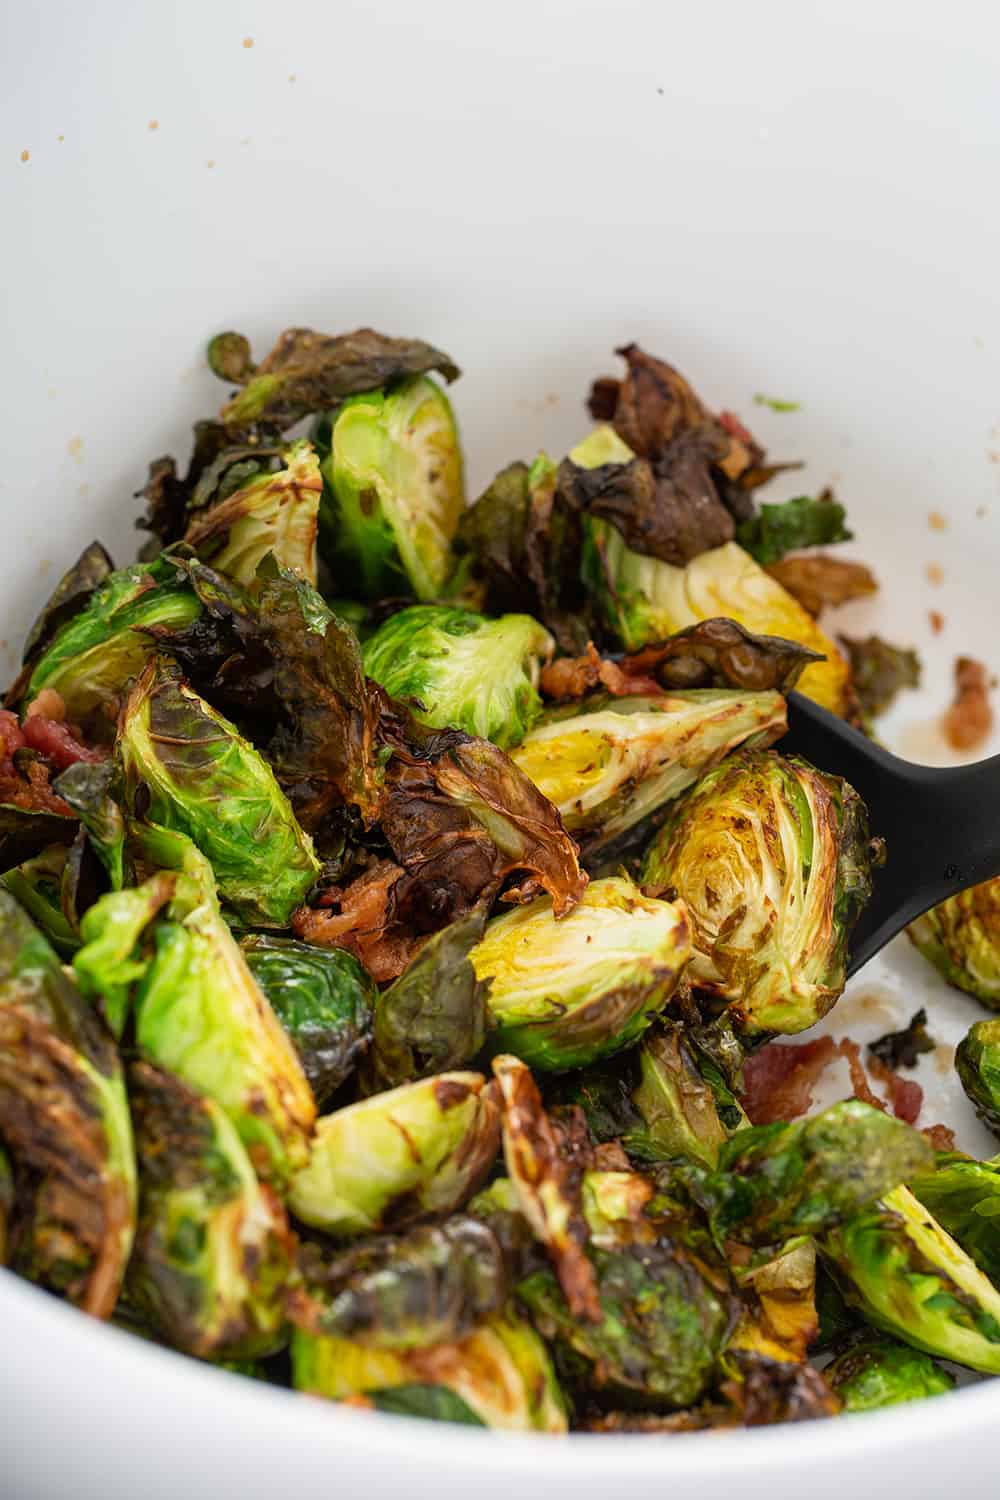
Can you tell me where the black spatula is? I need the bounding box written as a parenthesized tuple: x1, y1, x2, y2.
(782, 691, 1000, 976)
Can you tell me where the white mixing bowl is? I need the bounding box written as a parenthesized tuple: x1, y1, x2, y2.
(3, 2, 1000, 1494)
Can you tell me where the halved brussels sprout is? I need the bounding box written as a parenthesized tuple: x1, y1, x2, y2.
(632, 1027, 729, 1169)
(19, 559, 201, 729)
(687, 1101, 933, 1247)
(824, 1331, 955, 1412)
(0, 888, 136, 1317)
(908, 878, 1000, 1007)
(74, 873, 177, 1038)
(319, 376, 464, 600)
(956, 1020, 1000, 1140)
(288, 1072, 500, 1236)
(125, 826, 316, 1188)
(511, 688, 786, 848)
(822, 1184, 1000, 1374)
(240, 936, 375, 1108)
(641, 750, 873, 1035)
(291, 1307, 567, 1432)
(362, 605, 553, 750)
(581, 531, 850, 713)
(288, 1215, 507, 1350)
(118, 656, 320, 926)
(517, 1168, 734, 1409)
(183, 439, 322, 585)
(470, 877, 691, 1072)
(127, 1061, 294, 1359)
(910, 1153, 1000, 1282)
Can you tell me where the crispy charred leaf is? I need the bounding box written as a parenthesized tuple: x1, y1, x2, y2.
(544, 1057, 647, 1155)
(729, 1351, 840, 1424)
(288, 1072, 500, 1237)
(540, 618, 821, 699)
(17, 558, 202, 730)
(2, 845, 80, 957)
(725, 1237, 819, 1364)
(557, 440, 735, 570)
(362, 605, 552, 750)
(21, 541, 115, 666)
(126, 826, 317, 1188)
(291, 1306, 567, 1432)
(822, 1183, 1000, 1374)
(54, 760, 128, 891)
(869, 1009, 935, 1072)
(684, 1101, 933, 1248)
(824, 1330, 955, 1411)
(765, 556, 878, 617)
(291, 858, 417, 985)
(812, 1265, 860, 1350)
(370, 906, 491, 1089)
(72, 874, 178, 1039)
(909, 1153, 1000, 1284)
(451, 457, 591, 656)
(240, 936, 375, 1108)
(127, 1061, 294, 1359)
(736, 494, 852, 565)
(581, 533, 852, 713)
(318, 376, 464, 601)
(0, 887, 136, 1316)
(512, 688, 786, 852)
(287, 1216, 508, 1349)
(471, 878, 690, 1073)
(117, 656, 320, 926)
(0, 802, 77, 869)
(840, 634, 921, 726)
(214, 326, 460, 434)
(641, 750, 874, 1036)
(182, 439, 322, 586)
(956, 1019, 1000, 1138)
(491, 1054, 600, 1322)
(136, 421, 273, 552)
(517, 1168, 735, 1409)
(909, 878, 1000, 1008)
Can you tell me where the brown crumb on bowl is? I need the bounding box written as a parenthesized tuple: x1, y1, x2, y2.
(242, 35, 254, 48)
(67, 436, 83, 459)
(148, 119, 159, 131)
(928, 609, 945, 634)
(288, 73, 297, 82)
(925, 561, 945, 586)
(942, 655, 994, 751)
(928, 510, 948, 531)
(20, 149, 29, 163)
(206, 159, 215, 169)
(978, 505, 990, 518)
(57, 134, 64, 142)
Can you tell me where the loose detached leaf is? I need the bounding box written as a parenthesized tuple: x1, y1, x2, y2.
(214, 326, 460, 433)
(736, 494, 853, 566)
(21, 541, 115, 667)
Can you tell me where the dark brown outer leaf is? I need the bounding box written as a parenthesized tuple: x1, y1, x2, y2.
(219, 327, 460, 433)
(22, 542, 115, 667)
(766, 555, 878, 617)
(608, 344, 710, 458)
(492, 1054, 601, 1323)
(0, 1006, 130, 1319)
(135, 420, 235, 548)
(732, 1352, 841, 1425)
(292, 860, 420, 985)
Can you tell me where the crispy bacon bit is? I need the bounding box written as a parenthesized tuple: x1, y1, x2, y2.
(21, 715, 106, 771)
(929, 610, 945, 635)
(867, 1056, 923, 1125)
(0, 710, 25, 760)
(292, 860, 421, 983)
(741, 1037, 838, 1125)
(836, 1037, 885, 1111)
(922, 1123, 957, 1152)
(24, 688, 67, 722)
(0, 755, 73, 816)
(943, 656, 994, 752)
(539, 642, 661, 702)
(719, 410, 754, 446)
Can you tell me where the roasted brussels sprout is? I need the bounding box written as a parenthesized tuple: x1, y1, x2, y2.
(319, 376, 464, 600)
(632, 1027, 728, 1169)
(0, 888, 136, 1317)
(2, 844, 80, 957)
(127, 1061, 294, 1359)
(289, 1072, 500, 1237)
(517, 1167, 735, 1409)
(291, 1307, 567, 1432)
(20, 540, 115, 667)
(240, 936, 375, 1108)
(470, 877, 691, 1072)
(824, 1331, 955, 1412)
(511, 687, 786, 847)
(19, 559, 200, 729)
(910, 1153, 1000, 1283)
(362, 605, 553, 750)
(687, 1101, 933, 1248)
(370, 907, 491, 1089)
(909, 878, 1000, 1007)
(118, 656, 320, 926)
(182, 439, 322, 586)
(955, 1020, 1000, 1139)
(73, 873, 177, 1038)
(123, 826, 316, 1187)
(288, 1216, 508, 1349)
(823, 1185, 1000, 1374)
(641, 750, 873, 1035)
(581, 530, 850, 713)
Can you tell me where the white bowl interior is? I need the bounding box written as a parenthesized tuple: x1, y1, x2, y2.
(3, 2, 1000, 1494)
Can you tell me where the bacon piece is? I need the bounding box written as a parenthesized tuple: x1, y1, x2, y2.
(922, 1123, 957, 1152)
(292, 861, 421, 983)
(836, 1037, 885, 1111)
(943, 656, 994, 752)
(21, 716, 106, 771)
(0, 710, 25, 760)
(867, 1055, 923, 1124)
(539, 642, 661, 702)
(741, 1037, 838, 1125)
